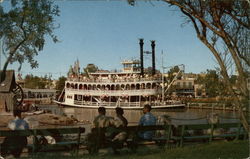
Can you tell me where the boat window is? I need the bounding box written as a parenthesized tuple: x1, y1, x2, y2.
(136, 84, 140, 89)
(79, 84, 83, 89)
(121, 84, 125, 89)
(152, 83, 156, 89)
(84, 84, 88, 90)
(146, 83, 151, 89)
(66, 83, 70, 88)
(141, 83, 145, 89)
(77, 95, 82, 101)
(126, 84, 130, 89)
(116, 85, 120, 90)
(97, 85, 101, 90)
(88, 85, 92, 90)
(101, 85, 105, 90)
(106, 85, 110, 90)
(66, 95, 71, 99)
(131, 84, 135, 90)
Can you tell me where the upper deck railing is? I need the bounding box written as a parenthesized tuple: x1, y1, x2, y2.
(67, 76, 162, 84)
(66, 88, 161, 96)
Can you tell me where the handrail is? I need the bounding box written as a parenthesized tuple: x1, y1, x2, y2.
(67, 88, 161, 96)
(67, 77, 162, 83)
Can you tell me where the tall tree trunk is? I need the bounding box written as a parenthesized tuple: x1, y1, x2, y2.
(0, 53, 13, 83)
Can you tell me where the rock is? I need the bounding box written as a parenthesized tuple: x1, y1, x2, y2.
(35, 113, 75, 125)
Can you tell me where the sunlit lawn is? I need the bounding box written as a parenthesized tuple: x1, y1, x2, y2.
(19, 140, 248, 159)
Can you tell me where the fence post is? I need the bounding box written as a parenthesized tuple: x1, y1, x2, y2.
(236, 123, 241, 140)
(32, 129, 38, 157)
(209, 124, 214, 142)
(180, 125, 185, 147)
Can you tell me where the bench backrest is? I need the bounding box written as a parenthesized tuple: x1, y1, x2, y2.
(0, 127, 85, 137)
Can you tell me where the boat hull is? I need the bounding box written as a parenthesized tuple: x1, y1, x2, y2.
(53, 100, 186, 110)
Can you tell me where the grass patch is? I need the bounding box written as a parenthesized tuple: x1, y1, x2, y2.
(20, 140, 249, 159)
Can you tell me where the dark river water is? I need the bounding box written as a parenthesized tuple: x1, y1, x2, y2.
(39, 105, 240, 126)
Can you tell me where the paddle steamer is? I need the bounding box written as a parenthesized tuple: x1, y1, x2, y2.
(55, 39, 185, 109)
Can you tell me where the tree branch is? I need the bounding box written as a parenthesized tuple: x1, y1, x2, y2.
(165, 0, 223, 37)
(180, 8, 201, 37)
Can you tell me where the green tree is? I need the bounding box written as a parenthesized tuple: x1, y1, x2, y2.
(24, 74, 53, 89)
(83, 63, 98, 78)
(55, 76, 67, 92)
(84, 64, 98, 73)
(167, 66, 181, 83)
(24, 74, 45, 89)
(163, 0, 250, 131)
(196, 70, 225, 97)
(144, 66, 160, 75)
(130, 0, 249, 130)
(0, 0, 59, 82)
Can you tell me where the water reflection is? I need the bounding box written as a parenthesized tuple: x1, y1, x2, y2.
(58, 106, 240, 125)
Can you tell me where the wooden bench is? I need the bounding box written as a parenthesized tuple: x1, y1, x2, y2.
(86, 122, 247, 154)
(0, 127, 85, 156)
(125, 125, 174, 149)
(172, 122, 247, 147)
(86, 125, 173, 153)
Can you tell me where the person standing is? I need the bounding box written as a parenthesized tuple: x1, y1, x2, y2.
(0, 109, 29, 158)
(138, 104, 157, 140)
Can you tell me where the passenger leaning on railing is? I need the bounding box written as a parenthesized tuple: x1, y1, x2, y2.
(0, 109, 29, 158)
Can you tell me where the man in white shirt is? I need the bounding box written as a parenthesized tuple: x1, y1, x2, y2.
(0, 109, 29, 158)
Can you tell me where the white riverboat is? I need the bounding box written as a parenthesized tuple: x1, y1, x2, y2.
(55, 60, 185, 109)
(55, 40, 185, 109)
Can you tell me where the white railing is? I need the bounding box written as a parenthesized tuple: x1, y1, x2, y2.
(66, 89, 161, 96)
(73, 101, 147, 107)
(66, 78, 162, 84)
(73, 101, 165, 107)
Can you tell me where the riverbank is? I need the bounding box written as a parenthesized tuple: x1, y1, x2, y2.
(187, 102, 240, 111)
(0, 111, 89, 130)
(17, 140, 248, 159)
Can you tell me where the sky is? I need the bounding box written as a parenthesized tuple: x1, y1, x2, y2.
(1, 0, 217, 79)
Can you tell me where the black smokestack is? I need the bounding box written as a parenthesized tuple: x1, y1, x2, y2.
(139, 39, 144, 77)
(151, 40, 156, 75)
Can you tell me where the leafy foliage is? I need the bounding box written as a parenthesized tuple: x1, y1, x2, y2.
(55, 76, 67, 92)
(196, 70, 225, 97)
(0, 0, 59, 81)
(24, 74, 52, 89)
(167, 66, 181, 83)
(84, 64, 98, 73)
(144, 67, 160, 75)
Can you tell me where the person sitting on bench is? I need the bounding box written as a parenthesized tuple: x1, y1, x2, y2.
(110, 107, 128, 154)
(138, 104, 156, 140)
(87, 107, 113, 153)
(0, 109, 29, 158)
